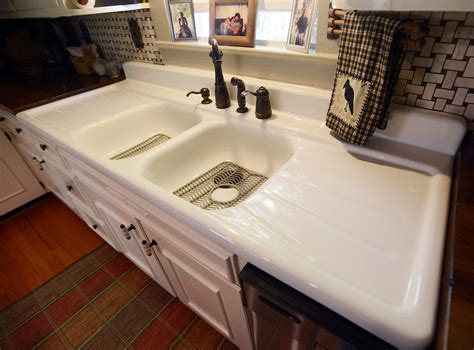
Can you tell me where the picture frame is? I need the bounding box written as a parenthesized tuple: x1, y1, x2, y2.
(286, 0, 316, 53)
(209, 0, 257, 47)
(167, 0, 198, 41)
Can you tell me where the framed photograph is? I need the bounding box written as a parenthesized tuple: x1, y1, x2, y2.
(209, 0, 257, 47)
(286, 0, 316, 53)
(167, 0, 197, 41)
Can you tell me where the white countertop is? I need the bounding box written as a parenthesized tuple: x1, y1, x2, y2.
(17, 62, 466, 349)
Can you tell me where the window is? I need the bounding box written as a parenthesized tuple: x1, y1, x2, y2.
(192, 0, 315, 47)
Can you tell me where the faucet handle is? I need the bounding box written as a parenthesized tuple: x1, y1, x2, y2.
(241, 87, 272, 119)
(186, 88, 212, 104)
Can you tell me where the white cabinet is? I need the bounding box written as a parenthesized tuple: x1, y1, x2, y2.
(4, 113, 252, 349)
(0, 131, 45, 215)
(142, 220, 253, 350)
(93, 198, 175, 296)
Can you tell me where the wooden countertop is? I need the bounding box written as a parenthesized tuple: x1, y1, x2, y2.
(0, 70, 125, 114)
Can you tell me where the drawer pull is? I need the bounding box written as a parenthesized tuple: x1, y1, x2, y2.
(258, 296, 301, 324)
(67, 185, 74, 192)
(92, 224, 98, 230)
(32, 157, 45, 170)
(142, 239, 157, 256)
(40, 144, 48, 151)
(15, 128, 22, 134)
(119, 224, 133, 240)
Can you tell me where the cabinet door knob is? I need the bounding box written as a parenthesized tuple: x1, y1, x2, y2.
(40, 144, 48, 151)
(67, 185, 73, 192)
(15, 128, 22, 134)
(92, 224, 98, 230)
(120, 224, 132, 240)
(142, 239, 157, 256)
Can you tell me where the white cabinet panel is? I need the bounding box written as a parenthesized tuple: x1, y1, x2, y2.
(94, 199, 175, 296)
(0, 131, 45, 215)
(147, 227, 252, 350)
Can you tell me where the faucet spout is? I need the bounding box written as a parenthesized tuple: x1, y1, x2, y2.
(209, 39, 230, 109)
(210, 39, 222, 61)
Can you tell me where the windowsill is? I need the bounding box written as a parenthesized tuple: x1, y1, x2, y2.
(155, 40, 338, 63)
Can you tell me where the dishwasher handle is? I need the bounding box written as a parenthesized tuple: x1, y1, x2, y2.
(258, 296, 301, 324)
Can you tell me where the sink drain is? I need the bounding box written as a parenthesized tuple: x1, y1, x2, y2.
(210, 184, 240, 203)
(173, 161, 268, 210)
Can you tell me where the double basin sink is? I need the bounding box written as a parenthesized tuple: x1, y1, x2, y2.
(74, 101, 294, 209)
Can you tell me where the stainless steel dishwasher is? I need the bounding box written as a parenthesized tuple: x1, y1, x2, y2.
(240, 264, 395, 350)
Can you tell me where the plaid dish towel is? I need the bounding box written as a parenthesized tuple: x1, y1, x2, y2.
(326, 11, 406, 145)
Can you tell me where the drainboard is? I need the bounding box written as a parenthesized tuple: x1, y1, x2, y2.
(173, 161, 268, 210)
(110, 134, 170, 160)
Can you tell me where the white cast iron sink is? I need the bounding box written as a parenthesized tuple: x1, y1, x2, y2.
(74, 102, 201, 159)
(139, 122, 294, 193)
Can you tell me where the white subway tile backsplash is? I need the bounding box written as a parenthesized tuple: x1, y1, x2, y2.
(441, 21, 458, 42)
(434, 98, 447, 111)
(452, 88, 469, 105)
(444, 12, 467, 21)
(432, 43, 455, 54)
(464, 58, 474, 77)
(434, 88, 455, 99)
(465, 104, 474, 119)
(393, 11, 473, 130)
(413, 56, 433, 67)
(454, 77, 474, 88)
(452, 39, 470, 59)
(423, 72, 444, 84)
(72, 9, 163, 66)
(431, 53, 447, 73)
(444, 104, 466, 115)
(444, 59, 467, 71)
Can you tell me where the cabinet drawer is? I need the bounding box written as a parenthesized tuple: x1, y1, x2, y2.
(30, 133, 66, 168)
(2, 118, 35, 146)
(52, 165, 90, 209)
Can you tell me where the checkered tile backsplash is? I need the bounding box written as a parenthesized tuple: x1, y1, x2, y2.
(392, 12, 474, 130)
(74, 9, 163, 65)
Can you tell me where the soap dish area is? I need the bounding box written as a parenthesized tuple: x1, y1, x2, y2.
(110, 133, 170, 160)
(173, 161, 268, 210)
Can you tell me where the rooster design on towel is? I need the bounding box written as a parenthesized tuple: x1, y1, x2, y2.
(343, 79, 354, 115)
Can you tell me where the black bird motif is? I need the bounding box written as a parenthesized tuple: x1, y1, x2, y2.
(343, 79, 354, 115)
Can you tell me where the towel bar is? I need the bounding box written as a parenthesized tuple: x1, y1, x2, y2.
(327, 8, 429, 48)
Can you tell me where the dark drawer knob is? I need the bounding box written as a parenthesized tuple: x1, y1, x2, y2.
(92, 224, 98, 230)
(0, 117, 5, 122)
(40, 144, 48, 151)
(66, 185, 73, 191)
(15, 128, 22, 134)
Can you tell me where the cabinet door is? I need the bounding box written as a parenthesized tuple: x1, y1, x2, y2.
(95, 200, 158, 279)
(0, 131, 45, 215)
(152, 236, 252, 350)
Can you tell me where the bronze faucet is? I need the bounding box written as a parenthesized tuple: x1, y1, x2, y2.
(209, 39, 230, 109)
